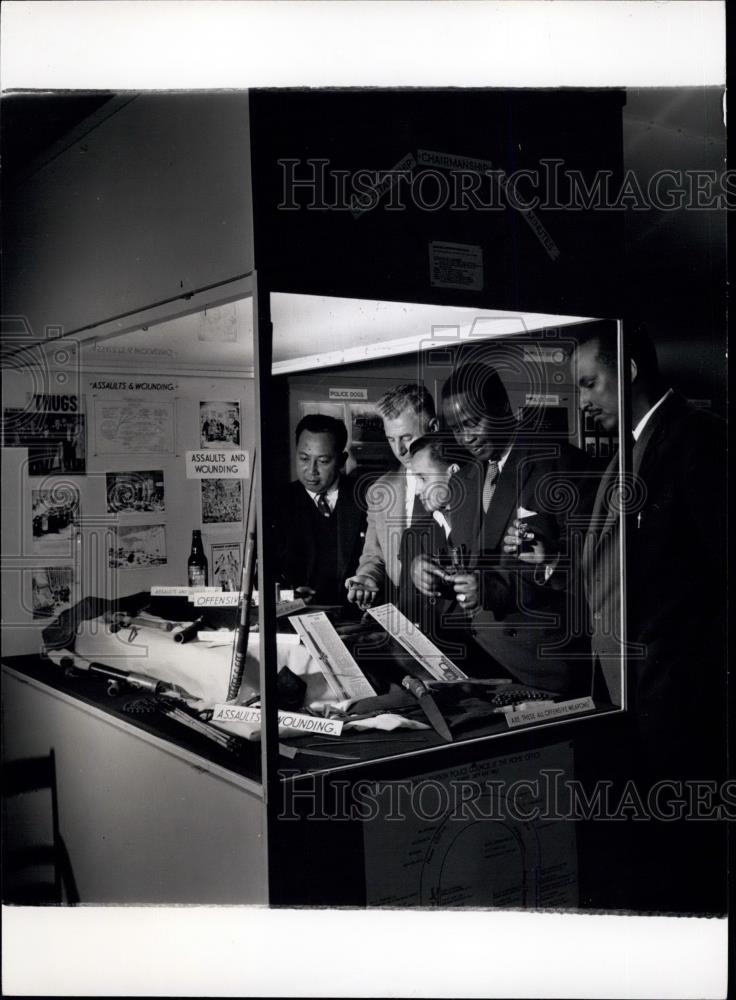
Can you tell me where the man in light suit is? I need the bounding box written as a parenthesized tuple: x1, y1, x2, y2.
(573, 324, 727, 912)
(345, 384, 438, 609)
(412, 360, 593, 694)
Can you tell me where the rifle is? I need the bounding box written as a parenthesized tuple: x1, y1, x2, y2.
(226, 452, 258, 701)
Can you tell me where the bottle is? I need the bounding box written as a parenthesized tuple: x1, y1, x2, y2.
(187, 529, 209, 587)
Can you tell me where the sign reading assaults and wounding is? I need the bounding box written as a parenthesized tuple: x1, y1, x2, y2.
(185, 450, 250, 479)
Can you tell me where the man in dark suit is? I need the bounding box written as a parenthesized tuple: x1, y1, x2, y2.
(412, 360, 592, 695)
(396, 434, 466, 652)
(276, 414, 366, 608)
(573, 325, 727, 912)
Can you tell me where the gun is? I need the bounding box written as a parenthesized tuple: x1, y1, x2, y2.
(53, 649, 197, 703)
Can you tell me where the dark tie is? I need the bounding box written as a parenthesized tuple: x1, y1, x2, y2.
(482, 459, 500, 513)
(316, 492, 331, 518)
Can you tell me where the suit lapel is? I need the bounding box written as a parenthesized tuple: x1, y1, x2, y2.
(482, 445, 527, 552)
(632, 390, 675, 480)
(449, 464, 482, 556)
(334, 477, 361, 580)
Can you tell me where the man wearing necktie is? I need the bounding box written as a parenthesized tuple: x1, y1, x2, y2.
(412, 359, 592, 693)
(396, 434, 465, 649)
(275, 414, 366, 608)
(573, 324, 726, 913)
(346, 383, 438, 610)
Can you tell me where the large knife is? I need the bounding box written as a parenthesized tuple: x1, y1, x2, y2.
(401, 675, 453, 742)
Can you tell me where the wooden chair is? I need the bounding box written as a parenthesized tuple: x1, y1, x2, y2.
(2, 749, 79, 905)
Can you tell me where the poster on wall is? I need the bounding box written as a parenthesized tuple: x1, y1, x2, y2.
(30, 566, 75, 620)
(3, 408, 86, 475)
(31, 485, 80, 555)
(106, 470, 165, 514)
(199, 401, 241, 446)
(296, 400, 347, 426)
(211, 541, 242, 591)
(93, 398, 175, 455)
(348, 401, 392, 470)
(201, 479, 243, 527)
(109, 523, 167, 569)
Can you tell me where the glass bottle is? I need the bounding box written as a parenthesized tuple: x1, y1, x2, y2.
(187, 529, 209, 587)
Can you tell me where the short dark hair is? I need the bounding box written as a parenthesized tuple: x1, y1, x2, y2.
(295, 414, 348, 453)
(408, 433, 449, 466)
(375, 383, 436, 421)
(441, 361, 512, 425)
(576, 321, 660, 385)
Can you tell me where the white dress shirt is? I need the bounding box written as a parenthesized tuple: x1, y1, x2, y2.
(495, 443, 512, 475)
(633, 388, 673, 441)
(303, 480, 339, 512)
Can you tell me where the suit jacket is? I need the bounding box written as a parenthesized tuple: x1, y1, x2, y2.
(583, 391, 727, 779)
(353, 468, 421, 596)
(276, 475, 367, 606)
(450, 439, 593, 693)
(396, 512, 470, 657)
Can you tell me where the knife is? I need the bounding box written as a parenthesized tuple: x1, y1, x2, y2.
(278, 743, 360, 762)
(401, 675, 453, 742)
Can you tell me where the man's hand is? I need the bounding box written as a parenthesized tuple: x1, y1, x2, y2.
(503, 518, 547, 565)
(294, 586, 316, 604)
(451, 572, 480, 612)
(345, 574, 379, 610)
(411, 555, 446, 598)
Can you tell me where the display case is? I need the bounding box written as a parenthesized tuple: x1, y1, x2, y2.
(247, 88, 632, 906)
(3, 86, 636, 909)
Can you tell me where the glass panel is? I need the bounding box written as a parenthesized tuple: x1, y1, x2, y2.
(262, 293, 625, 775)
(1, 295, 262, 787)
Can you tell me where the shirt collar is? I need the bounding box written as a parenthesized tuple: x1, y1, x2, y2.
(633, 389, 673, 441)
(493, 441, 513, 472)
(303, 479, 340, 501)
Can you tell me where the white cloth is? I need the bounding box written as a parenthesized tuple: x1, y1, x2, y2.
(304, 481, 339, 512)
(633, 388, 673, 441)
(433, 509, 452, 540)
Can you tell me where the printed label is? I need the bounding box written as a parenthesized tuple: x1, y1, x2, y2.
(329, 388, 368, 401)
(212, 705, 344, 736)
(505, 696, 596, 728)
(429, 242, 483, 291)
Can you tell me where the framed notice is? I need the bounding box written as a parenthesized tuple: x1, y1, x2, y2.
(211, 541, 242, 591)
(3, 408, 86, 475)
(29, 566, 75, 620)
(109, 523, 167, 569)
(201, 479, 243, 529)
(92, 398, 175, 455)
(297, 400, 347, 425)
(31, 484, 80, 556)
(200, 401, 241, 447)
(106, 470, 165, 514)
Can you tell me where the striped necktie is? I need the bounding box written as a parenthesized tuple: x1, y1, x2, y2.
(316, 492, 331, 518)
(482, 460, 500, 514)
